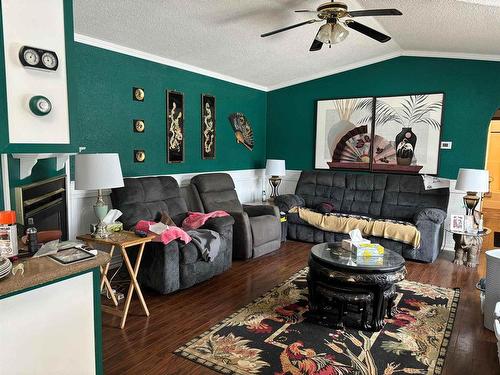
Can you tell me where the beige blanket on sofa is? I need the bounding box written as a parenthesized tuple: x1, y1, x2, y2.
(290, 207, 420, 248)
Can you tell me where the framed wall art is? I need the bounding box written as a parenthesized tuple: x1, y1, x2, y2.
(166, 90, 184, 163)
(201, 94, 216, 159)
(315, 97, 374, 170)
(314, 92, 444, 175)
(372, 93, 444, 175)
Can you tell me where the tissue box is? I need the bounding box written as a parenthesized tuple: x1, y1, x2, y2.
(341, 238, 370, 251)
(356, 255, 384, 266)
(354, 243, 384, 257)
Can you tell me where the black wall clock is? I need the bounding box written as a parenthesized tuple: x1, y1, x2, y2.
(19, 46, 59, 71)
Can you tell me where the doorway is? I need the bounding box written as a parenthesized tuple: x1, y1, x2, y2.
(483, 109, 500, 249)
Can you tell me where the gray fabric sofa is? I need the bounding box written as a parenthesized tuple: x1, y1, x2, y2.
(110, 176, 234, 294)
(275, 171, 449, 263)
(189, 173, 282, 259)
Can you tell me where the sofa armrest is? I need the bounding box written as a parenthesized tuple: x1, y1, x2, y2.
(228, 211, 253, 260)
(243, 204, 279, 218)
(274, 194, 305, 213)
(201, 216, 235, 233)
(414, 208, 447, 225)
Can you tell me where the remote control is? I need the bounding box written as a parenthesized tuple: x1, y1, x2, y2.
(135, 230, 147, 238)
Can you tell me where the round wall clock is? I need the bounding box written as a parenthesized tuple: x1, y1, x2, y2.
(29, 95, 52, 116)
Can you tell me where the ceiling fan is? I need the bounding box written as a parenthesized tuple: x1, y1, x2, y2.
(260, 2, 402, 51)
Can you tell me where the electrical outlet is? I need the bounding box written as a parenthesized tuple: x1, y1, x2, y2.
(440, 141, 452, 149)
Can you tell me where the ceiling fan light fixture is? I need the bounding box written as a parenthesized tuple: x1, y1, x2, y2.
(315, 22, 349, 45)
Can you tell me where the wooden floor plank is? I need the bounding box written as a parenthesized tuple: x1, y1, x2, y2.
(102, 241, 500, 375)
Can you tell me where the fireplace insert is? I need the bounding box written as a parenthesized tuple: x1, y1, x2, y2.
(15, 176, 68, 240)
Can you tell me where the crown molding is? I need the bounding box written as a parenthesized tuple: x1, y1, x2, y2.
(401, 49, 500, 62)
(73, 33, 269, 92)
(266, 50, 403, 91)
(74, 34, 500, 93)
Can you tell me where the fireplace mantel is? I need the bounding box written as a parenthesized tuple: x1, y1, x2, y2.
(11, 153, 76, 179)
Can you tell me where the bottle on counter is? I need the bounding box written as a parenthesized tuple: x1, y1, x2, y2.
(26, 217, 38, 255)
(262, 190, 267, 202)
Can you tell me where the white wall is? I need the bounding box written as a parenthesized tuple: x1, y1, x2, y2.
(69, 168, 266, 240)
(69, 168, 461, 250)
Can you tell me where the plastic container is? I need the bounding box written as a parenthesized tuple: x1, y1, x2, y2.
(484, 249, 500, 331)
(0, 211, 18, 257)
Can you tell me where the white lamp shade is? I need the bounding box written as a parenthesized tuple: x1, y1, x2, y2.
(75, 153, 124, 190)
(266, 159, 286, 176)
(455, 168, 489, 193)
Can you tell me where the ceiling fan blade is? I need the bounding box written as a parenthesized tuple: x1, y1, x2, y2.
(261, 19, 318, 37)
(348, 9, 402, 17)
(345, 20, 391, 43)
(310, 33, 323, 51)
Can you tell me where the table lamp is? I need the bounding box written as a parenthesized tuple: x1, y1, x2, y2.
(455, 168, 490, 216)
(265, 159, 286, 200)
(75, 153, 124, 238)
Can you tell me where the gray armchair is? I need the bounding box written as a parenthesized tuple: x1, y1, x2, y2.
(110, 176, 234, 294)
(190, 173, 281, 259)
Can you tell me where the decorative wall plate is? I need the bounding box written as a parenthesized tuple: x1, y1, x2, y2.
(134, 150, 146, 163)
(228, 112, 254, 151)
(133, 119, 145, 133)
(133, 87, 145, 101)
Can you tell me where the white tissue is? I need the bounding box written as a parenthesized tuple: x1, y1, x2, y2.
(348, 229, 370, 245)
(103, 209, 122, 225)
(149, 222, 169, 235)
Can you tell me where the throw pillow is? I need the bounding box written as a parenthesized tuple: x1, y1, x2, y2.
(315, 202, 334, 214)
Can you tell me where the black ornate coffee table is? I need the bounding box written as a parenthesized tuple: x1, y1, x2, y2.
(307, 242, 406, 331)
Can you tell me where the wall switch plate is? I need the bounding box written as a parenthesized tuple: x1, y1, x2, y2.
(440, 141, 452, 149)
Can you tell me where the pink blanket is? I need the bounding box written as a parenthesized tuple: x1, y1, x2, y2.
(135, 220, 191, 245)
(182, 210, 230, 230)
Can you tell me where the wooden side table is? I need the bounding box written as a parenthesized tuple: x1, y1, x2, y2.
(77, 231, 156, 329)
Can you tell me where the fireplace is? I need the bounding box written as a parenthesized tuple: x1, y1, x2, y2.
(14, 176, 68, 240)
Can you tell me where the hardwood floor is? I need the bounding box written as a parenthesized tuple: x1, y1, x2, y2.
(102, 241, 500, 375)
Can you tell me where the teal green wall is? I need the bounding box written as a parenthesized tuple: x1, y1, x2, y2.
(70, 43, 267, 177)
(0, 0, 266, 209)
(266, 56, 500, 179)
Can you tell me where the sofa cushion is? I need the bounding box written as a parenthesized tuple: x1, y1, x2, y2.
(249, 215, 281, 247)
(191, 173, 243, 213)
(381, 174, 449, 221)
(111, 176, 188, 230)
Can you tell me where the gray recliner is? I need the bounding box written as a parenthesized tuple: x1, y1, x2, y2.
(190, 173, 282, 259)
(110, 176, 234, 294)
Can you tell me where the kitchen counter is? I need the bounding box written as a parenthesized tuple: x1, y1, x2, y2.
(0, 251, 110, 297)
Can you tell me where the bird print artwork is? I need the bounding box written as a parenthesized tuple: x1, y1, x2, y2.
(228, 112, 254, 151)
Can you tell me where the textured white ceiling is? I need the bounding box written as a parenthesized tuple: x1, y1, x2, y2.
(73, 0, 500, 90)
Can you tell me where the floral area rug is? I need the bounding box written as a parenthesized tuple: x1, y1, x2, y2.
(175, 268, 459, 375)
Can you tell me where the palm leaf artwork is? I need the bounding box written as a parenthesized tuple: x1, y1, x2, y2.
(386, 94, 442, 129)
(356, 100, 400, 127)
